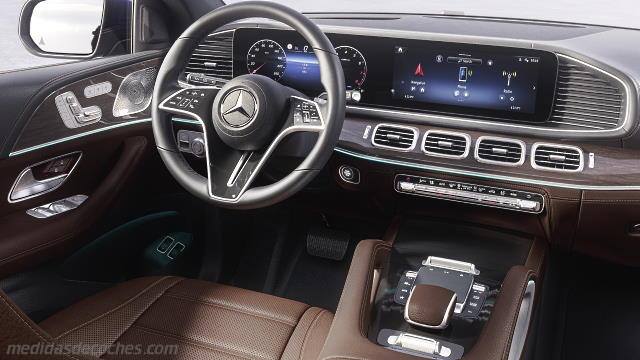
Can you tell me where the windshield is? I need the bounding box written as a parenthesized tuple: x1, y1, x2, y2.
(226, 0, 639, 30)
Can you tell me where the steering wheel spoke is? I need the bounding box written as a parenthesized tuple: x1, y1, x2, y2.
(158, 87, 219, 121)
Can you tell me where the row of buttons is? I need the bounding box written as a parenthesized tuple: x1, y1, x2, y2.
(396, 175, 543, 213)
(292, 99, 322, 125)
(156, 236, 186, 259)
(55, 91, 102, 129)
(26, 195, 88, 219)
(459, 283, 487, 318)
(165, 90, 207, 112)
(186, 73, 225, 87)
(394, 271, 417, 305)
(393, 269, 488, 319)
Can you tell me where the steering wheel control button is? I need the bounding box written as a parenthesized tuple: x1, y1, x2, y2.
(161, 88, 217, 118)
(220, 88, 257, 127)
(338, 165, 360, 184)
(292, 98, 322, 126)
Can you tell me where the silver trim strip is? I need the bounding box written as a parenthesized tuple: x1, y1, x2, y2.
(9, 119, 152, 157)
(474, 136, 526, 167)
(371, 123, 419, 152)
(335, 147, 640, 190)
(531, 142, 584, 173)
(423, 256, 480, 275)
(422, 130, 471, 160)
(395, 174, 545, 214)
(507, 280, 535, 360)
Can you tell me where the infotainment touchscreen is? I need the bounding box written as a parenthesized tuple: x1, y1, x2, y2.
(392, 46, 541, 114)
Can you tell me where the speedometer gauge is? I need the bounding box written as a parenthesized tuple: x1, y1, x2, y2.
(336, 46, 367, 90)
(247, 39, 287, 81)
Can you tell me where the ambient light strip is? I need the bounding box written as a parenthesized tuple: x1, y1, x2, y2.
(8, 119, 152, 157)
(334, 147, 640, 191)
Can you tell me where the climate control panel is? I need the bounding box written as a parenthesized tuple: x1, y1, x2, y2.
(395, 174, 544, 213)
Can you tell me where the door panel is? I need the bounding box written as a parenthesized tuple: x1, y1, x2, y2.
(0, 51, 169, 276)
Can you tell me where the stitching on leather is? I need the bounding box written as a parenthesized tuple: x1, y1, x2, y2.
(104, 277, 186, 355)
(130, 324, 264, 360)
(163, 293, 299, 326)
(54, 276, 180, 340)
(0, 295, 81, 360)
(358, 242, 391, 336)
(297, 308, 327, 360)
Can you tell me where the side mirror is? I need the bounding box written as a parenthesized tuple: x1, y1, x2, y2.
(19, 0, 106, 59)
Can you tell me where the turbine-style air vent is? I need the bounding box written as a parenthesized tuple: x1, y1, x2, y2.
(422, 130, 470, 159)
(475, 137, 525, 166)
(185, 30, 234, 82)
(532, 143, 584, 172)
(550, 57, 626, 130)
(371, 124, 418, 151)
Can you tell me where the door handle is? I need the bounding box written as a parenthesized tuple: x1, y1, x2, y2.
(8, 152, 82, 203)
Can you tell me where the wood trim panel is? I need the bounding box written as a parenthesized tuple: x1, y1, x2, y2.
(338, 116, 640, 188)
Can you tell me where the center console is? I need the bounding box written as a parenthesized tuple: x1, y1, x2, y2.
(319, 218, 545, 360)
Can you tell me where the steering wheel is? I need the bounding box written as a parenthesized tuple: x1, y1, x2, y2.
(152, 1, 345, 209)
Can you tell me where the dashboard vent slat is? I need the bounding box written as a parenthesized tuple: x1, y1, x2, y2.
(475, 137, 525, 166)
(371, 124, 418, 151)
(185, 31, 234, 82)
(550, 57, 626, 131)
(532, 143, 584, 172)
(422, 131, 470, 159)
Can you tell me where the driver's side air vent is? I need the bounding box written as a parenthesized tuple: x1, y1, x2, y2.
(422, 130, 470, 159)
(371, 124, 418, 151)
(185, 30, 234, 81)
(531, 143, 584, 172)
(475, 137, 525, 166)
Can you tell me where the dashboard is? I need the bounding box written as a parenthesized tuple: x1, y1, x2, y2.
(231, 28, 558, 123)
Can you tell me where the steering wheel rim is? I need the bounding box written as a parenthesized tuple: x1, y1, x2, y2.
(152, 1, 345, 209)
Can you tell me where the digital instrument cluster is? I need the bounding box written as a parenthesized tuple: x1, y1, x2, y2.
(243, 35, 367, 94)
(232, 28, 558, 123)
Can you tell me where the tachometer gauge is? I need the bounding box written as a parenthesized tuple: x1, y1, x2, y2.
(247, 39, 287, 81)
(336, 46, 367, 90)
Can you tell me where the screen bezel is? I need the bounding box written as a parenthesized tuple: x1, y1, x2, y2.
(232, 28, 559, 124)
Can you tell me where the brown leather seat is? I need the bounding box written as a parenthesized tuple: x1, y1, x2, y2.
(33, 276, 333, 359)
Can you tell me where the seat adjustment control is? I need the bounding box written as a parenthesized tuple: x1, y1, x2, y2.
(55, 91, 102, 128)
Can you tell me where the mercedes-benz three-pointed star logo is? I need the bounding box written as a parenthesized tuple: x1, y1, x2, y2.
(221, 89, 257, 127)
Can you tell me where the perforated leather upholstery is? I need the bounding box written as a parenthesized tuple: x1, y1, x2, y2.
(1, 276, 332, 360)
